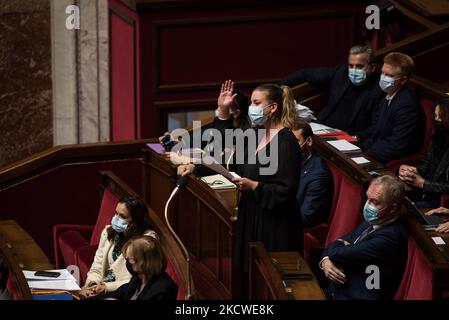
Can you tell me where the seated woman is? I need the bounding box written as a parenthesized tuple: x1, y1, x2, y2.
(0, 253, 12, 300)
(88, 236, 177, 300)
(399, 98, 449, 208)
(425, 206, 449, 233)
(79, 196, 157, 297)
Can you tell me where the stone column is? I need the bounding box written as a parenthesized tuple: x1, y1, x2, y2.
(51, 0, 109, 146)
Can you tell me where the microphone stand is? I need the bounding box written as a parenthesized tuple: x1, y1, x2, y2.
(164, 175, 192, 299)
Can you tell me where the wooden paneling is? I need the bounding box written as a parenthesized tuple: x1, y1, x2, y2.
(109, 0, 365, 137)
(109, 3, 138, 140)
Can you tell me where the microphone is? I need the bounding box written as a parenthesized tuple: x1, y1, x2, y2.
(176, 175, 188, 189)
(164, 173, 192, 298)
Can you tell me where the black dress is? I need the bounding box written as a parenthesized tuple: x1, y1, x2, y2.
(87, 272, 178, 300)
(233, 127, 303, 270)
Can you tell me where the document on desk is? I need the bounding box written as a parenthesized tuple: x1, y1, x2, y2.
(309, 122, 342, 135)
(327, 140, 361, 153)
(27, 280, 81, 291)
(432, 237, 446, 245)
(351, 156, 370, 164)
(201, 156, 241, 181)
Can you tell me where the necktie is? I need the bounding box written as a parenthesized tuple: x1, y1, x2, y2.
(354, 226, 374, 244)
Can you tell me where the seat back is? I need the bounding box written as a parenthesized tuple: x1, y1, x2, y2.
(327, 162, 343, 226)
(325, 175, 363, 246)
(90, 189, 119, 246)
(100, 171, 195, 300)
(394, 238, 432, 300)
(419, 99, 435, 156)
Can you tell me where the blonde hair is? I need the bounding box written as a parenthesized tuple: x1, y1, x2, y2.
(123, 236, 166, 278)
(384, 52, 414, 78)
(254, 83, 298, 129)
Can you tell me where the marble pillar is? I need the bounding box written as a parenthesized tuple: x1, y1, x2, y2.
(0, 0, 52, 167)
(51, 0, 109, 146)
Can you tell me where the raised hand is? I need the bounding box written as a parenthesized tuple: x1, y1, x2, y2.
(217, 80, 237, 110)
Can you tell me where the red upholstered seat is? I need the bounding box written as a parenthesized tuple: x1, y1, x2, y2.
(325, 175, 362, 245)
(441, 194, 449, 208)
(58, 230, 90, 268)
(165, 258, 183, 300)
(53, 189, 119, 284)
(74, 245, 98, 284)
(395, 238, 432, 300)
(303, 162, 341, 262)
(6, 275, 22, 300)
(387, 99, 434, 173)
(303, 161, 363, 274)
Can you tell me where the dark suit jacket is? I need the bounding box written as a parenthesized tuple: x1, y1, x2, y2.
(279, 63, 384, 135)
(416, 131, 449, 196)
(358, 87, 425, 163)
(322, 220, 408, 300)
(296, 152, 332, 228)
(89, 272, 178, 301)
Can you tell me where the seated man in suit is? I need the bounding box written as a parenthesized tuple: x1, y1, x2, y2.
(399, 98, 449, 208)
(279, 44, 384, 136)
(357, 52, 425, 163)
(320, 175, 408, 300)
(291, 119, 332, 228)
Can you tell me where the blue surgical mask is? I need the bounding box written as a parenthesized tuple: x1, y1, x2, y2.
(348, 68, 368, 85)
(363, 201, 381, 224)
(379, 74, 397, 94)
(248, 105, 266, 126)
(111, 215, 128, 233)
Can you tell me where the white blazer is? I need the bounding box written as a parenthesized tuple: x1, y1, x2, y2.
(84, 226, 157, 292)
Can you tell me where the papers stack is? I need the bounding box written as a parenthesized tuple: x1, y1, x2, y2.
(326, 140, 361, 153)
(309, 122, 342, 135)
(24, 269, 81, 292)
(201, 174, 236, 190)
(295, 101, 316, 122)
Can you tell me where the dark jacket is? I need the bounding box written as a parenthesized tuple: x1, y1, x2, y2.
(358, 87, 425, 163)
(323, 220, 408, 300)
(89, 272, 178, 301)
(416, 129, 449, 196)
(279, 63, 384, 135)
(296, 152, 332, 228)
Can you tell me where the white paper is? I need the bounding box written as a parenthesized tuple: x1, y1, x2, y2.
(351, 157, 370, 164)
(27, 280, 81, 291)
(327, 140, 361, 152)
(309, 122, 341, 134)
(201, 156, 238, 182)
(23, 269, 77, 281)
(432, 237, 446, 245)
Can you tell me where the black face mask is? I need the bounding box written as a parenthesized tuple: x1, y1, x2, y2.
(125, 259, 139, 277)
(434, 121, 449, 136)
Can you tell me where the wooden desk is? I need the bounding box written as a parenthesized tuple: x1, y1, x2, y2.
(0, 220, 53, 300)
(142, 148, 241, 299)
(249, 242, 325, 300)
(0, 220, 53, 271)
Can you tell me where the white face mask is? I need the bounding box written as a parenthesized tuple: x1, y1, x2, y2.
(248, 104, 267, 126)
(379, 74, 398, 94)
(348, 68, 368, 85)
